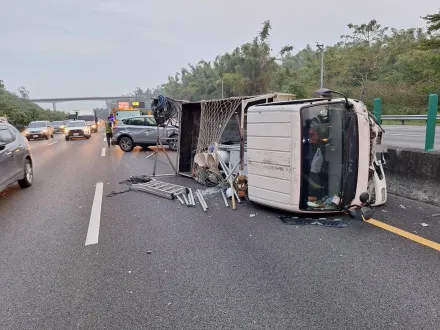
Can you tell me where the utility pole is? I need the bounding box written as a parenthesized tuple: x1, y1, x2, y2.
(316, 43, 324, 89)
(221, 79, 224, 99)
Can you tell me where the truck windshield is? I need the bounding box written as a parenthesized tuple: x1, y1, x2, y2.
(300, 102, 354, 211)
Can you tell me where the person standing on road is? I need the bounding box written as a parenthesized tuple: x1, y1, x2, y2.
(105, 117, 113, 148)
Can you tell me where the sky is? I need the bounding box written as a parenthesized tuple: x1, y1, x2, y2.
(0, 0, 438, 111)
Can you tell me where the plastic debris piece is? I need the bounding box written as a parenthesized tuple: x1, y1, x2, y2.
(381, 210, 388, 212)
(220, 189, 229, 208)
(399, 205, 406, 209)
(421, 223, 429, 227)
(250, 214, 256, 218)
(279, 216, 350, 228)
(146, 251, 152, 254)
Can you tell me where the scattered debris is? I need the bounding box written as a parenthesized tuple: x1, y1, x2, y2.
(119, 175, 151, 185)
(188, 188, 196, 207)
(176, 194, 185, 205)
(182, 192, 190, 205)
(199, 187, 221, 197)
(195, 190, 208, 212)
(250, 214, 256, 218)
(399, 205, 406, 209)
(107, 177, 186, 200)
(146, 251, 152, 254)
(432, 214, 440, 217)
(197, 189, 209, 210)
(381, 210, 388, 213)
(421, 223, 429, 227)
(220, 189, 229, 208)
(279, 216, 350, 228)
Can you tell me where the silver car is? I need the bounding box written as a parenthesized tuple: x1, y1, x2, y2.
(24, 121, 54, 140)
(0, 122, 33, 193)
(112, 115, 179, 152)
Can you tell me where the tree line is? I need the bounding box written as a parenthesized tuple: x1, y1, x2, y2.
(0, 84, 66, 126)
(143, 9, 439, 115)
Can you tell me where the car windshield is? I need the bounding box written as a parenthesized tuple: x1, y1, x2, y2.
(300, 102, 349, 211)
(78, 115, 95, 121)
(53, 121, 63, 125)
(28, 121, 46, 128)
(63, 120, 71, 125)
(67, 121, 86, 127)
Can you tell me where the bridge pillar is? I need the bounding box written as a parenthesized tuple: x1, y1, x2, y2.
(52, 102, 57, 111)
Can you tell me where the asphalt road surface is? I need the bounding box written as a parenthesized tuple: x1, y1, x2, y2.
(0, 130, 439, 330)
(383, 125, 440, 150)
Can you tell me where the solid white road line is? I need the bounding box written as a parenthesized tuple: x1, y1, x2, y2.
(85, 182, 104, 246)
(48, 141, 58, 146)
(101, 147, 106, 157)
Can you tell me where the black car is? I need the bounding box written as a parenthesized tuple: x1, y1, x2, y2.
(0, 122, 33, 193)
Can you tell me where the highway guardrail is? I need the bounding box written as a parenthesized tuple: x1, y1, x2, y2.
(381, 115, 440, 123)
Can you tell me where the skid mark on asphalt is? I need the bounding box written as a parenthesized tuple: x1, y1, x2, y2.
(85, 182, 104, 246)
(366, 218, 440, 251)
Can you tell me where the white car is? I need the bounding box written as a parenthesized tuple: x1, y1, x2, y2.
(64, 120, 92, 141)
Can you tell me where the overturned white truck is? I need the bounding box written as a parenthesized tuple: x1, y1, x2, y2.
(247, 89, 387, 214)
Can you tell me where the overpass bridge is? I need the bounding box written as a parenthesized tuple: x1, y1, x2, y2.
(30, 96, 147, 111)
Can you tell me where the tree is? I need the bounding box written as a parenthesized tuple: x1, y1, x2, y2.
(341, 19, 388, 45)
(421, 9, 440, 49)
(17, 86, 30, 99)
(423, 9, 440, 33)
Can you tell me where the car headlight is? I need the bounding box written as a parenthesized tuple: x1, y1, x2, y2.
(42, 129, 47, 133)
(92, 124, 96, 128)
(65, 128, 69, 133)
(60, 125, 65, 128)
